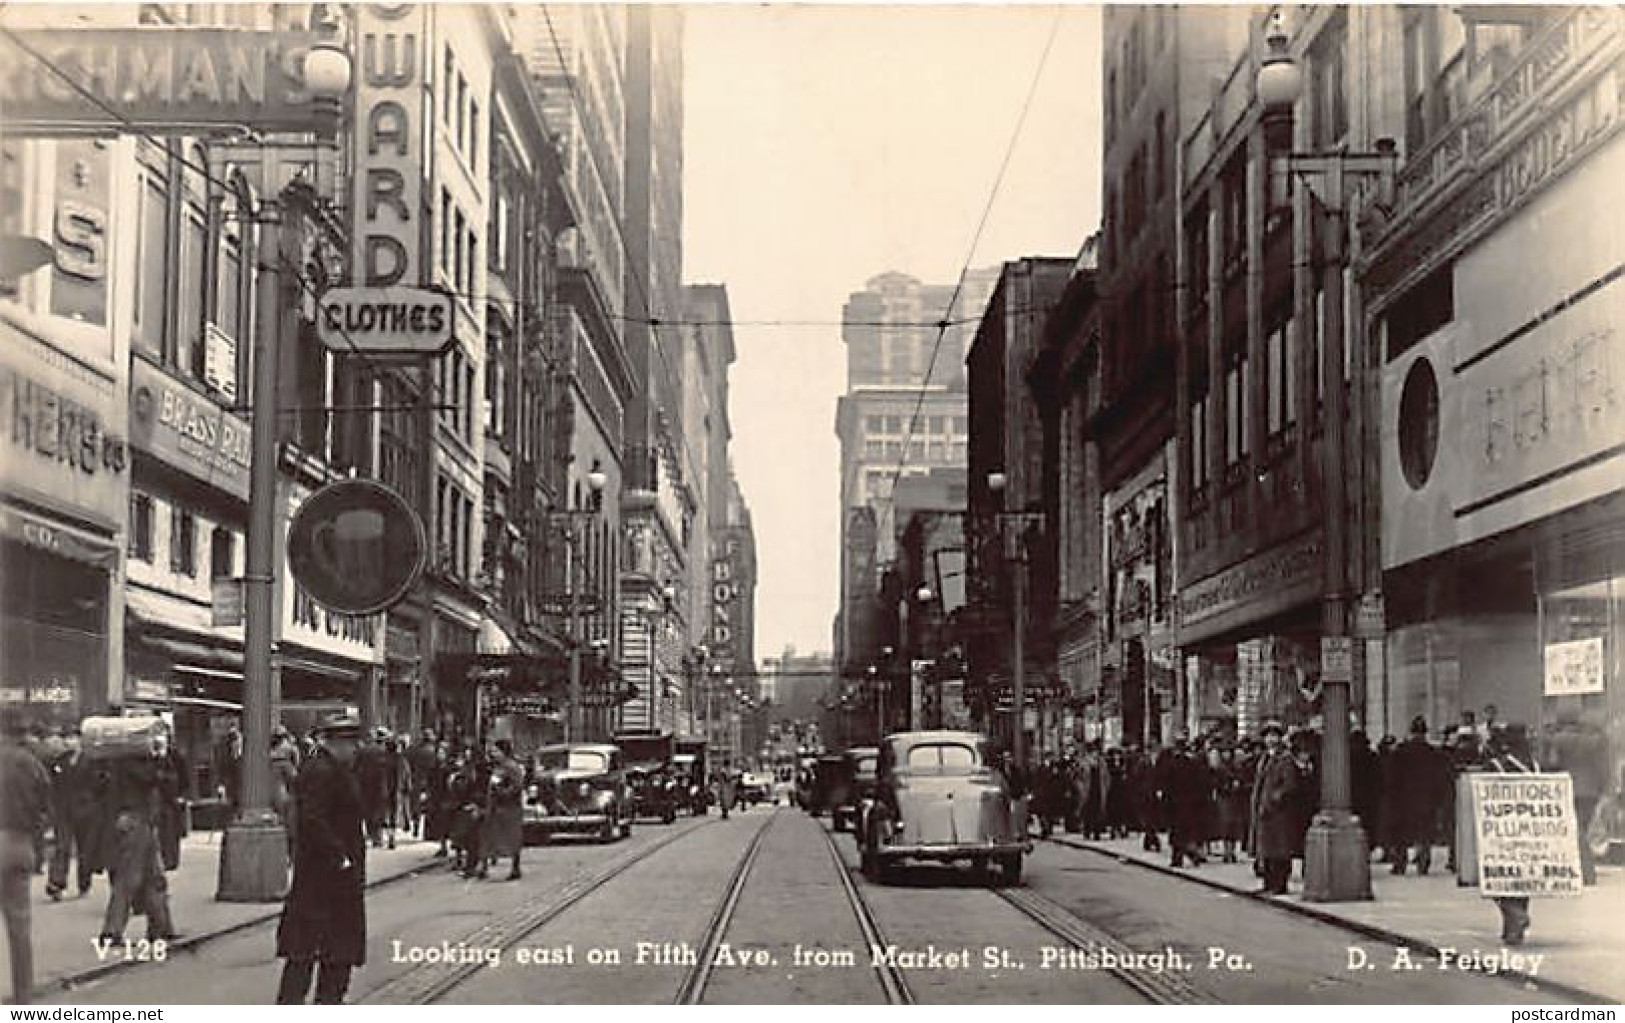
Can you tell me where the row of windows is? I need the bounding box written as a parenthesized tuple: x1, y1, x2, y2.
(436, 475, 478, 580)
(864, 415, 967, 436)
(437, 345, 479, 443)
(442, 44, 481, 176)
(128, 492, 236, 580)
(440, 187, 482, 299)
(862, 439, 968, 462)
(1187, 288, 1348, 494)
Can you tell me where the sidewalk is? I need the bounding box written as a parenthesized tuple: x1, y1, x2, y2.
(1052, 834, 1625, 1004)
(27, 829, 448, 999)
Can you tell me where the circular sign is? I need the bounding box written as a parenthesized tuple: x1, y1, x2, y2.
(287, 479, 425, 615)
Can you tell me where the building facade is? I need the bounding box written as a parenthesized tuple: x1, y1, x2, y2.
(964, 258, 1072, 755)
(1101, 5, 1250, 747)
(1362, 6, 1624, 777)
(833, 268, 997, 681)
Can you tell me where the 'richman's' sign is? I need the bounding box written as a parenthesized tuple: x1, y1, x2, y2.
(0, 29, 336, 135)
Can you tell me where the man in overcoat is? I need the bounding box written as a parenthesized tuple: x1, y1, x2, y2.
(1249, 720, 1299, 895)
(1385, 716, 1443, 875)
(1162, 736, 1213, 868)
(275, 720, 367, 1005)
(45, 728, 103, 900)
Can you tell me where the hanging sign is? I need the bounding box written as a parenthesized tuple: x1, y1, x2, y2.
(317, 285, 454, 356)
(1543, 637, 1604, 697)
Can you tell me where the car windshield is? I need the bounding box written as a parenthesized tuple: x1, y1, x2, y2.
(540, 749, 608, 773)
(903, 743, 980, 771)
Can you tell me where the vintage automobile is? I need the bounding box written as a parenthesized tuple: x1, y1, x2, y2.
(807, 754, 853, 823)
(616, 729, 681, 824)
(839, 745, 880, 840)
(740, 770, 772, 806)
(522, 743, 631, 844)
(860, 731, 1030, 886)
(671, 744, 709, 816)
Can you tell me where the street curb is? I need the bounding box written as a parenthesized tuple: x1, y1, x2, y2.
(50, 849, 453, 996)
(1045, 836, 1615, 1006)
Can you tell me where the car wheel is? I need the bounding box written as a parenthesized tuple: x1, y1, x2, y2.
(998, 853, 1023, 886)
(599, 815, 617, 843)
(970, 857, 992, 885)
(662, 806, 677, 825)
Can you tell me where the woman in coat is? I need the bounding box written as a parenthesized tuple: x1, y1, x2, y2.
(1249, 721, 1300, 895)
(481, 741, 525, 880)
(275, 722, 367, 1005)
(422, 742, 453, 857)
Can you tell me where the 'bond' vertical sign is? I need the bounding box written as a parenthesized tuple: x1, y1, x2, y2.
(353, 5, 426, 287)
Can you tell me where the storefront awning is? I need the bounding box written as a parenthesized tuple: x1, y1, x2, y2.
(478, 614, 520, 656)
(0, 505, 119, 569)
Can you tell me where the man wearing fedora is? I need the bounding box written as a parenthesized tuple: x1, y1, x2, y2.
(1249, 720, 1300, 895)
(276, 719, 367, 1004)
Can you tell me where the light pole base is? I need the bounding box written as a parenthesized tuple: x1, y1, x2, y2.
(216, 814, 290, 903)
(1302, 809, 1372, 902)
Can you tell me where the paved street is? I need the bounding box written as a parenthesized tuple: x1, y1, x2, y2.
(26, 806, 1596, 1005)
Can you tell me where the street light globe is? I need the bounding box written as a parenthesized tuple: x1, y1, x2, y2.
(916, 584, 934, 603)
(586, 463, 608, 494)
(1256, 24, 1302, 114)
(303, 40, 352, 100)
(986, 471, 1007, 493)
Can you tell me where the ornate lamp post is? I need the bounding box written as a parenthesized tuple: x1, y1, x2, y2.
(1256, 9, 1395, 902)
(218, 31, 352, 901)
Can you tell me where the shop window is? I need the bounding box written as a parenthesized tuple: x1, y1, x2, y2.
(170, 507, 197, 577)
(210, 527, 235, 580)
(130, 494, 155, 562)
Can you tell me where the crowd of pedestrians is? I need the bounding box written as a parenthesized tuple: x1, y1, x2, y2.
(1024, 705, 1613, 925)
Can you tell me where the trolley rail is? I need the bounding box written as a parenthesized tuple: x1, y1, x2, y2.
(364, 819, 713, 1005)
(817, 817, 916, 1005)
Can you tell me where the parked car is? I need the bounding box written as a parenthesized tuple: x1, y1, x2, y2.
(523, 743, 631, 844)
(860, 730, 1030, 886)
(840, 745, 880, 840)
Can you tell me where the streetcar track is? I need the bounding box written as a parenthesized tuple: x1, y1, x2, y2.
(673, 810, 779, 1004)
(361, 818, 715, 1005)
(817, 819, 915, 1005)
(993, 886, 1218, 1005)
(819, 820, 1189, 1005)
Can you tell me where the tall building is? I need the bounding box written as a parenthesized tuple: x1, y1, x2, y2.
(833, 268, 997, 678)
(1099, 4, 1249, 745)
(618, 5, 693, 733)
(519, 5, 633, 738)
(964, 257, 1074, 753)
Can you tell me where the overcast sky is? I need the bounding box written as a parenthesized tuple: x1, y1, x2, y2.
(684, 4, 1104, 660)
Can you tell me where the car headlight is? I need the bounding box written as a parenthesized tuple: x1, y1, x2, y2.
(578, 782, 592, 799)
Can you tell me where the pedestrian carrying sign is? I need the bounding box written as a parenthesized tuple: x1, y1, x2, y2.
(1463, 773, 1583, 898)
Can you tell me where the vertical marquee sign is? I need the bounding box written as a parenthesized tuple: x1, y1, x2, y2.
(352, 4, 427, 288)
(711, 538, 740, 677)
